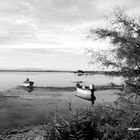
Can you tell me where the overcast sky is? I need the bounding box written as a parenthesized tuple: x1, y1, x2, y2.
(0, 0, 140, 70)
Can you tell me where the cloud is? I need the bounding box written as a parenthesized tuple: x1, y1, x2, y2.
(0, 47, 84, 58)
(0, 0, 105, 46)
(0, 0, 140, 47)
(1, 0, 140, 69)
(24, 0, 103, 25)
(24, 0, 140, 25)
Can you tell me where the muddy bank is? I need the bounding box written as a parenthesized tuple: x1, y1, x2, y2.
(0, 125, 46, 140)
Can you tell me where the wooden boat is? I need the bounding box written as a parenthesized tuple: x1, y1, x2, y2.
(76, 84, 93, 100)
(24, 81, 34, 87)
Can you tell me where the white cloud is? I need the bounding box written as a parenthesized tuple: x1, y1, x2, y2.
(0, 0, 140, 69)
(0, 0, 139, 47)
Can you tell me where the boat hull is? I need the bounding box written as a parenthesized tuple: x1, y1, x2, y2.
(24, 83, 29, 87)
(24, 81, 34, 87)
(76, 86, 92, 100)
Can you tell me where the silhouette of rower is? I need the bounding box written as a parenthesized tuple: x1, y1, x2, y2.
(89, 84, 96, 105)
(26, 78, 29, 82)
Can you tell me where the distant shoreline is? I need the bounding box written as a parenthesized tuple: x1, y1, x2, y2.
(0, 70, 122, 75)
(0, 70, 74, 73)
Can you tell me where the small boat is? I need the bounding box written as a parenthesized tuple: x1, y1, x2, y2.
(76, 84, 95, 100)
(24, 81, 30, 87)
(24, 81, 34, 87)
(24, 78, 34, 87)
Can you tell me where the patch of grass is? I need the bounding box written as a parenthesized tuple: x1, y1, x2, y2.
(42, 103, 140, 140)
(1, 100, 140, 140)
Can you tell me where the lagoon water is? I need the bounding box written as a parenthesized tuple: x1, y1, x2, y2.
(0, 72, 123, 91)
(0, 72, 123, 129)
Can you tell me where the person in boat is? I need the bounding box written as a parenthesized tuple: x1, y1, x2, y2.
(24, 78, 29, 83)
(90, 84, 96, 105)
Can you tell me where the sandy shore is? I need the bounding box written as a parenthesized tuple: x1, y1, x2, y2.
(0, 85, 121, 139)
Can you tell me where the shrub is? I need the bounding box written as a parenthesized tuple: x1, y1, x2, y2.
(43, 105, 140, 140)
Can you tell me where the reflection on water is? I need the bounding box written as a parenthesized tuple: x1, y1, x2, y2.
(23, 85, 34, 93)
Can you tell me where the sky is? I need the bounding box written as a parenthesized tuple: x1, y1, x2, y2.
(0, 0, 140, 70)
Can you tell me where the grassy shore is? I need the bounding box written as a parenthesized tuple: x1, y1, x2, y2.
(0, 104, 140, 140)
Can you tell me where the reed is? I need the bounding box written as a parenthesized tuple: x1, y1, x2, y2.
(41, 102, 140, 140)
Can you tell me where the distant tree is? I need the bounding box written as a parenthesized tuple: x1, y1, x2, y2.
(88, 8, 140, 100)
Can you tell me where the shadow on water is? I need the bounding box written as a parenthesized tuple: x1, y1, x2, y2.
(23, 85, 34, 93)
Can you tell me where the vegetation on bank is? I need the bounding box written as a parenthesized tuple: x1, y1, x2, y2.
(1, 104, 140, 140)
(82, 7, 140, 140)
(39, 102, 139, 140)
(74, 70, 122, 76)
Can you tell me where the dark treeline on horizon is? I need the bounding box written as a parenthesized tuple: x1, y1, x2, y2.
(74, 70, 122, 76)
(0, 69, 122, 76)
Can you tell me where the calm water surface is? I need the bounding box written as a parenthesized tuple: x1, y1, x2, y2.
(0, 72, 123, 129)
(0, 72, 123, 91)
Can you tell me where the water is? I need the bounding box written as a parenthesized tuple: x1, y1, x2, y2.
(0, 72, 123, 129)
(0, 72, 123, 91)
